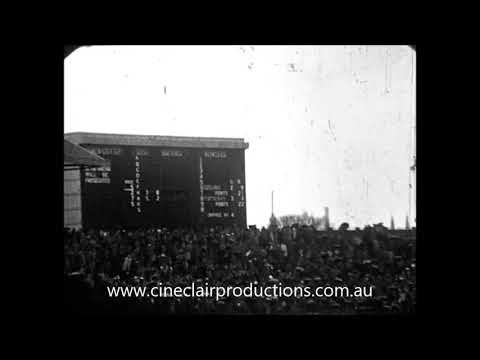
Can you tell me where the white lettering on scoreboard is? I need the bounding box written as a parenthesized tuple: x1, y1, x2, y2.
(199, 157, 204, 213)
(135, 149, 149, 156)
(202, 184, 221, 191)
(207, 213, 223, 218)
(135, 155, 141, 213)
(203, 196, 227, 201)
(85, 178, 110, 184)
(215, 202, 229, 207)
(123, 180, 135, 207)
(204, 151, 227, 158)
(88, 147, 122, 156)
(201, 177, 245, 219)
(85, 165, 111, 184)
(162, 150, 183, 157)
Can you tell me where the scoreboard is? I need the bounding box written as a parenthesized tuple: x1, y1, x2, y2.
(65, 133, 248, 229)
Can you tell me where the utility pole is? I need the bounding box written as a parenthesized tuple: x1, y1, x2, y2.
(269, 190, 276, 228)
(271, 190, 274, 216)
(324, 207, 330, 230)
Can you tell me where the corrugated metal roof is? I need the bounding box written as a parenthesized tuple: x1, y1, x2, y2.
(65, 132, 249, 150)
(64, 138, 110, 167)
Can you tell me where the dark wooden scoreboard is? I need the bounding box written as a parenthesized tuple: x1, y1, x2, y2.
(64, 133, 249, 230)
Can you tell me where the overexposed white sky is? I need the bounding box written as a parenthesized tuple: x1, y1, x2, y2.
(64, 45, 416, 229)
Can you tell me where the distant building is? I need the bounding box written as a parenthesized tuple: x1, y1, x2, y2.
(324, 207, 330, 229)
(405, 215, 410, 230)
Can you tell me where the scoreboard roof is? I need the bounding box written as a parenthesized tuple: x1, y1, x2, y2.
(65, 132, 249, 150)
(64, 138, 110, 167)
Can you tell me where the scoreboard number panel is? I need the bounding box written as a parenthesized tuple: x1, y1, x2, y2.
(201, 150, 246, 224)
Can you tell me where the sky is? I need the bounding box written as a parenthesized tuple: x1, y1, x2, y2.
(64, 45, 416, 229)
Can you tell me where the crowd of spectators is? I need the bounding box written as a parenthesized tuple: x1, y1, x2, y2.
(64, 223, 416, 315)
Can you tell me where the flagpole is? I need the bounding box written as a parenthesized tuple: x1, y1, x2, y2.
(408, 50, 416, 227)
(271, 190, 274, 216)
